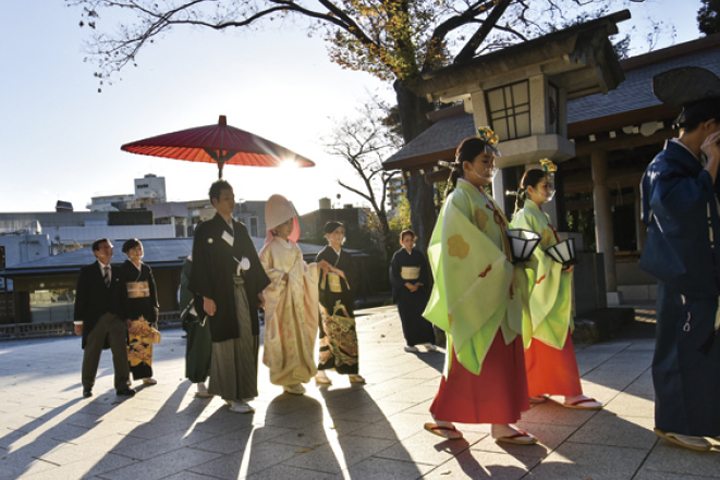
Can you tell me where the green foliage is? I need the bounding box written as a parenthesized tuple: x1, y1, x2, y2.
(698, 0, 720, 35)
(388, 194, 411, 233)
(325, 0, 450, 81)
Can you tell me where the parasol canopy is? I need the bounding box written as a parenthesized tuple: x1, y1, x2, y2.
(121, 115, 315, 178)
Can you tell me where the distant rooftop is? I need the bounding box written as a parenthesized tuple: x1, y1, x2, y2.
(0, 237, 339, 278)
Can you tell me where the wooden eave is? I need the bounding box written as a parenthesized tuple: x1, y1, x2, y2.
(412, 10, 630, 102)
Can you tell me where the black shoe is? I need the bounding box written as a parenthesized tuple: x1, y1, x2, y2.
(82, 389, 92, 398)
(116, 388, 136, 397)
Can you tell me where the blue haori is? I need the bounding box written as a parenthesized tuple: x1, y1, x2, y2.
(640, 140, 720, 437)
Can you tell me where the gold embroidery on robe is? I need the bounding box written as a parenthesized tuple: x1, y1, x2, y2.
(474, 207, 489, 230)
(447, 235, 470, 259)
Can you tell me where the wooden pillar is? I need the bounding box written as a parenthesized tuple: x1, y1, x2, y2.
(634, 186, 646, 251)
(591, 148, 617, 292)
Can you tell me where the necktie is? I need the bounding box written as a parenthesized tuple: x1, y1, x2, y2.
(103, 266, 110, 287)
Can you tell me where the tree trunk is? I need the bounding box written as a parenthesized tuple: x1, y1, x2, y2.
(393, 79, 437, 253)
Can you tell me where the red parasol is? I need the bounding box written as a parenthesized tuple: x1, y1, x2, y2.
(121, 115, 315, 178)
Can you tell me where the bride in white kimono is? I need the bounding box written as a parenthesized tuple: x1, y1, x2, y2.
(260, 194, 329, 395)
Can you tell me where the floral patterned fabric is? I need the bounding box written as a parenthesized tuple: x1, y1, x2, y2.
(315, 246, 359, 375)
(259, 237, 320, 385)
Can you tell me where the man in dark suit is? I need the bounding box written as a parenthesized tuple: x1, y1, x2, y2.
(189, 180, 270, 413)
(74, 238, 135, 398)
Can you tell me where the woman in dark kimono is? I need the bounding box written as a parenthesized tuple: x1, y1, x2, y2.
(315, 221, 365, 385)
(390, 229, 436, 353)
(640, 67, 720, 452)
(119, 238, 159, 385)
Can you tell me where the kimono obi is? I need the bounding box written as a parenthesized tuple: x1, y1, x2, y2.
(327, 272, 343, 293)
(401, 266, 421, 281)
(126, 281, 150, 299)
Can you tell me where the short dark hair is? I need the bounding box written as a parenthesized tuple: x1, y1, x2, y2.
(209, 179, 233, 202)
(92, 238, 111, 252)
(122, 238, 141, 254)
(324, 221, 344, 234)
(677, 96, 720, 132)
(400, 229, 416, 241)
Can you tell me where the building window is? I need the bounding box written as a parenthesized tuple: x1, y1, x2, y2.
(486, 81, 531, 141)
(0, 246, 5, 270)
(250, 217, 258, 237)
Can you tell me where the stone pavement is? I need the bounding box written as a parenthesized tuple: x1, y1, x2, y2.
(1, 305, 718, 480)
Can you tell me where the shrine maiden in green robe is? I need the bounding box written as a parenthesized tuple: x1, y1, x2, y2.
(510, 200, 573, 349)
(423, 179, 527, 375)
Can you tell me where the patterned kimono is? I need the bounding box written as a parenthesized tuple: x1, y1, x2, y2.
(316, 246, 359, 375)
(119, 260, 159, 381)
(510, 200, 581, 397)
(259, 237, 320, 386)
(640, 139, 720, 437)
(424, 179, 529, 424)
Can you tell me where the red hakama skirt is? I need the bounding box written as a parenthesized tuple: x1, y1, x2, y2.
(525, 330, 582, 397)
(430, 332, 530, 424)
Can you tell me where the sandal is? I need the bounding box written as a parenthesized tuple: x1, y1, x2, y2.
(424, 422, 463, 440)
(654, 428, 712, 452)
(563, 396, 603, 410)
(495, 429, 538, 445)
(349, 374, 366, 384)
(530, 395, 548, 404)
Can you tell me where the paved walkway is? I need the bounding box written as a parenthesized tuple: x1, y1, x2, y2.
(1, 306, 718, 480)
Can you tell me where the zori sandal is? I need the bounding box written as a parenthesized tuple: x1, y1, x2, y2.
(424, 422, 463, 440)
(653, 429, 712, 452)
(563, 397, 603, 410)
(495, 429, 538, 445)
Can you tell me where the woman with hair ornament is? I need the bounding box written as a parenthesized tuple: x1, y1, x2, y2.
(422, 128, 538, 444)
(509, 161, 602, 410)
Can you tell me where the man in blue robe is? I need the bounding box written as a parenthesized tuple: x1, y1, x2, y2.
(640, 67, 720, 451)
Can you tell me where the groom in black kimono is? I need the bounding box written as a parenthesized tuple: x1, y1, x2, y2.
(189, 180, 270, 413)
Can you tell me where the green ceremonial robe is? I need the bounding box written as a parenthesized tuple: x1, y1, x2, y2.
(510, 200, 573, 349)
(423, 179, 527, 376)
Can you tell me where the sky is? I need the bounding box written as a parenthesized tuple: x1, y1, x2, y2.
(0, 0, 706, 215)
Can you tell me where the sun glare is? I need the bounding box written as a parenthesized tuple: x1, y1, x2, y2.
(278, 158, 300, 169)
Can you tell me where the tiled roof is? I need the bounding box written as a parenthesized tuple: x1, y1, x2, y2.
(384, 35, 720, 168)
(568, 41, 720, 123)
(385, 113, 476, 164)
(0, 237, 332, 277)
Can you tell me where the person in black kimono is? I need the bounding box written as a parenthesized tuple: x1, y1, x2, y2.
(189, 180, 270, 414)
(119, 238, 160, 386)
(640, 67, 720, 452)
(315, 221, 365, 385)
(390, 229, 437, 353)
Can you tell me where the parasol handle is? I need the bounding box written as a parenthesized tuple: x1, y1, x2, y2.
(218, 161, 225, 178)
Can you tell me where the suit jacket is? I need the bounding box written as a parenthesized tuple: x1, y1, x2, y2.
(74, 261, 124, 349)
(189, 214, 270, 342)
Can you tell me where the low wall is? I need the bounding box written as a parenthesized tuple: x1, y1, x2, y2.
(0, 311, 181, 341)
